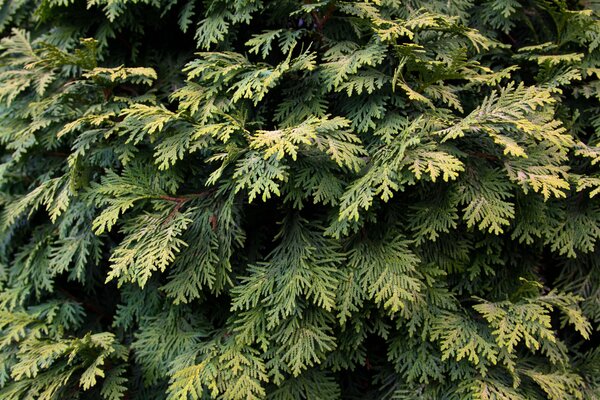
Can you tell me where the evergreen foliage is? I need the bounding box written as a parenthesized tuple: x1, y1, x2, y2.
(0, 0, 599, 398)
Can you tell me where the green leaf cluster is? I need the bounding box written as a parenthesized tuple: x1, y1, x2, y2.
(0, 0, 599, 399)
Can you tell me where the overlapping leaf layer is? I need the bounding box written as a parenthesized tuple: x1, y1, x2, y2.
(0, 0, 599, 399)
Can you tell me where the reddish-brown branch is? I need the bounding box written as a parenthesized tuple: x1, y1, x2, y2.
(116, 85, 140, 97)
(311, 10, 322, 29)
(159, 195, 191, 203)
(160, 189, 216, 225)
(209, 214, 218, 232)
(158, 190, 214, 203)
(306, 1, 336, 32)
(319, 3, 336, 28)
(164, 200, 185, 225)
(102, 87, 112, 101)
(44, 151, 69, 157)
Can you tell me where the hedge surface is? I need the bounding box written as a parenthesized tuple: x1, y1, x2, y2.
(0, 0, 599, 399)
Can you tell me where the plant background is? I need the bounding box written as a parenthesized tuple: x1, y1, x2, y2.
(0, 0, 599, 399)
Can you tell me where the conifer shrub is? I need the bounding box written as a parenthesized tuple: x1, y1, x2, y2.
(0, 0, 599, 398)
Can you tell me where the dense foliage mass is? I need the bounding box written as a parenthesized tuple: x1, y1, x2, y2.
(0, 0, 599, 398)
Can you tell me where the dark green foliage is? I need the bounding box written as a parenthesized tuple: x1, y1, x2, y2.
(0, 0, 599, 398)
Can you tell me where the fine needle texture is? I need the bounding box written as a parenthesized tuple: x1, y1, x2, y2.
(0, 1, 599, 399)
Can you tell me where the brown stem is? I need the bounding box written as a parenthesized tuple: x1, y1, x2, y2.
(159, 195, 191, 203)
(158, 190, 213, 203)
(311, 10, 322, 30)
(117, 85, 140, 97)
(506, 33, 517, 45)
(44, 151, 69, 157)
(574, 190, 586, 206)
(102, 87, 112, 101)
(306, 1, 336, 32)
(164, 200, 186, 225)
(209, 214, 218, 232)
(319, 2, 336, 28)
(160, 189, 216, 225)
